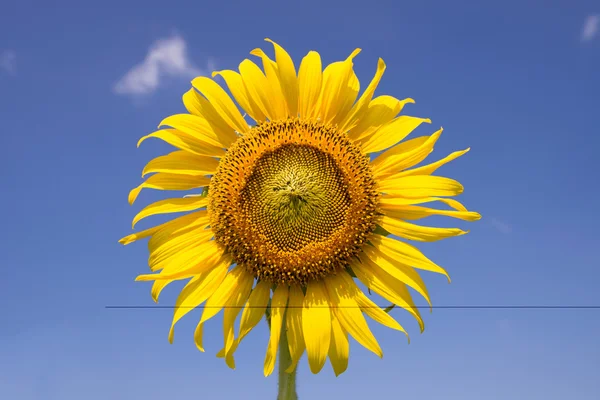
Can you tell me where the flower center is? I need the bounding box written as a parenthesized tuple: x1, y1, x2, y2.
(208, 119, 379, 285)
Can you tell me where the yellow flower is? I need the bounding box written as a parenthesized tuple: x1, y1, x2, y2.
(120, 39, 480, 377)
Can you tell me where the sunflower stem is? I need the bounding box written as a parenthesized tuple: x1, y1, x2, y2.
(277, 319, 298, 400)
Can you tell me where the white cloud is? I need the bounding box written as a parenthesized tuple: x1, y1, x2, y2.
(581, 15, 599, 42)
(490, 217, 512, 234)
(0, 50, 16, 74)
(113, 35, 212, 96)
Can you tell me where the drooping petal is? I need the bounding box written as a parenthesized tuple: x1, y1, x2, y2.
(216, 279, 271, 364)
(361, 116, 431, 154)
(142, 151, 219, 177)
(131, 196, 207, 228)
(238, 280, 272, 340)
(372, 235, 450, 281)
(297, 51, 322, 118)
(265, 38, 298, 117)
(167, 262, 229, 343)
(128, 173, 211, 205)
(328, 315, 349, 376)
(378, 175, 464, 198)
(324, 272, 382, 358)
(362, 245, 431, 309)
(137, 129, 225, 158)
(192, 76, 250, 134)
(221, 271, 254, 369)
(285, 285, 306, 373)
(264, 285, 289, 376)
(194, 266, 254, 352)
(302, 280, 331, 374)
(353, 254, 425, 331)
(355, 290, 409, 341)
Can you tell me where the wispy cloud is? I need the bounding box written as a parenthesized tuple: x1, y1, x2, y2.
(581, 15, 599, 42)
(0, 50, 16, 75)
(490, 217, 512, 234)
(113, 35, 213, 96)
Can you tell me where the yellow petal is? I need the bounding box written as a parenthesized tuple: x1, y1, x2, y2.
(373, 235, 450, 281)
(167, 262, 228, 343)
(348, 96, 414, 141)
(239, 59, 281, 121)
(128, 173, 211, 205)
(131, 196, 207, 229)
(328, 315, 349, 376)
(324, 272, 382, 358)
(192, 76, 249, 134)
(238, 280, 272, 340)
(119, 225, 161, 246)
(264, 285, 289, 377)
(151, 279, 170, 302)
(249, 48, 287, 119)
(265, 38, 298, 117)
(362, 245, 431, 306)
(159, 114, 235, 149)
(221, 270, 254, 369)
(373, 129, 443, 178)
(137, 129, 225, 157)
(137, 241, 226, 280)
(194, 265, 253, 352)
(315, 49, 361, 124)
(381, 201, 481, 222)
(182, 88, 236, 140)
(302, 280, 331, 374)
(329, 70, 360, 127)
(399, 148, 470, 177)
(147, 211, 209, 255)
(355, 290, 408, 341)
(297, 51, 322, 118)
(361, 116, 431, 154)
(149, 227, 213, 272)
(380, 196, 468, 211)
(380, 216, 468, 242)
(378, 175, 464, 198)
(218, 280, 271, 366)
(353, 254, 425, 331)
(212, 69, 266, 123)
(285, 285, 306, 373)
(142, 151, 219, 177)
(119, 210, 207, 246)
(339, 58, 386, 132)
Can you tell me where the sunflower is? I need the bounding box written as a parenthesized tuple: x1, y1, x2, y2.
(120, 39, 480, 377)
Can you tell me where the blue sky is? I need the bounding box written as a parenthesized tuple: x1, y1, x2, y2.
(1, 0, 599, 398)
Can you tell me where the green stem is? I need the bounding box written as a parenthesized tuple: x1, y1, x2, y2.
(277, 319, 298, 400)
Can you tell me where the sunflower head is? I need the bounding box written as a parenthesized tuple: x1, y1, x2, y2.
(121, 38, 480, 377)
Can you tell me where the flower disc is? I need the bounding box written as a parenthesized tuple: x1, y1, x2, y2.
(208, 119, 379, 285)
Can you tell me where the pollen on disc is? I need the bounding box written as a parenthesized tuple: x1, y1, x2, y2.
(208, 119, 379, 286)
